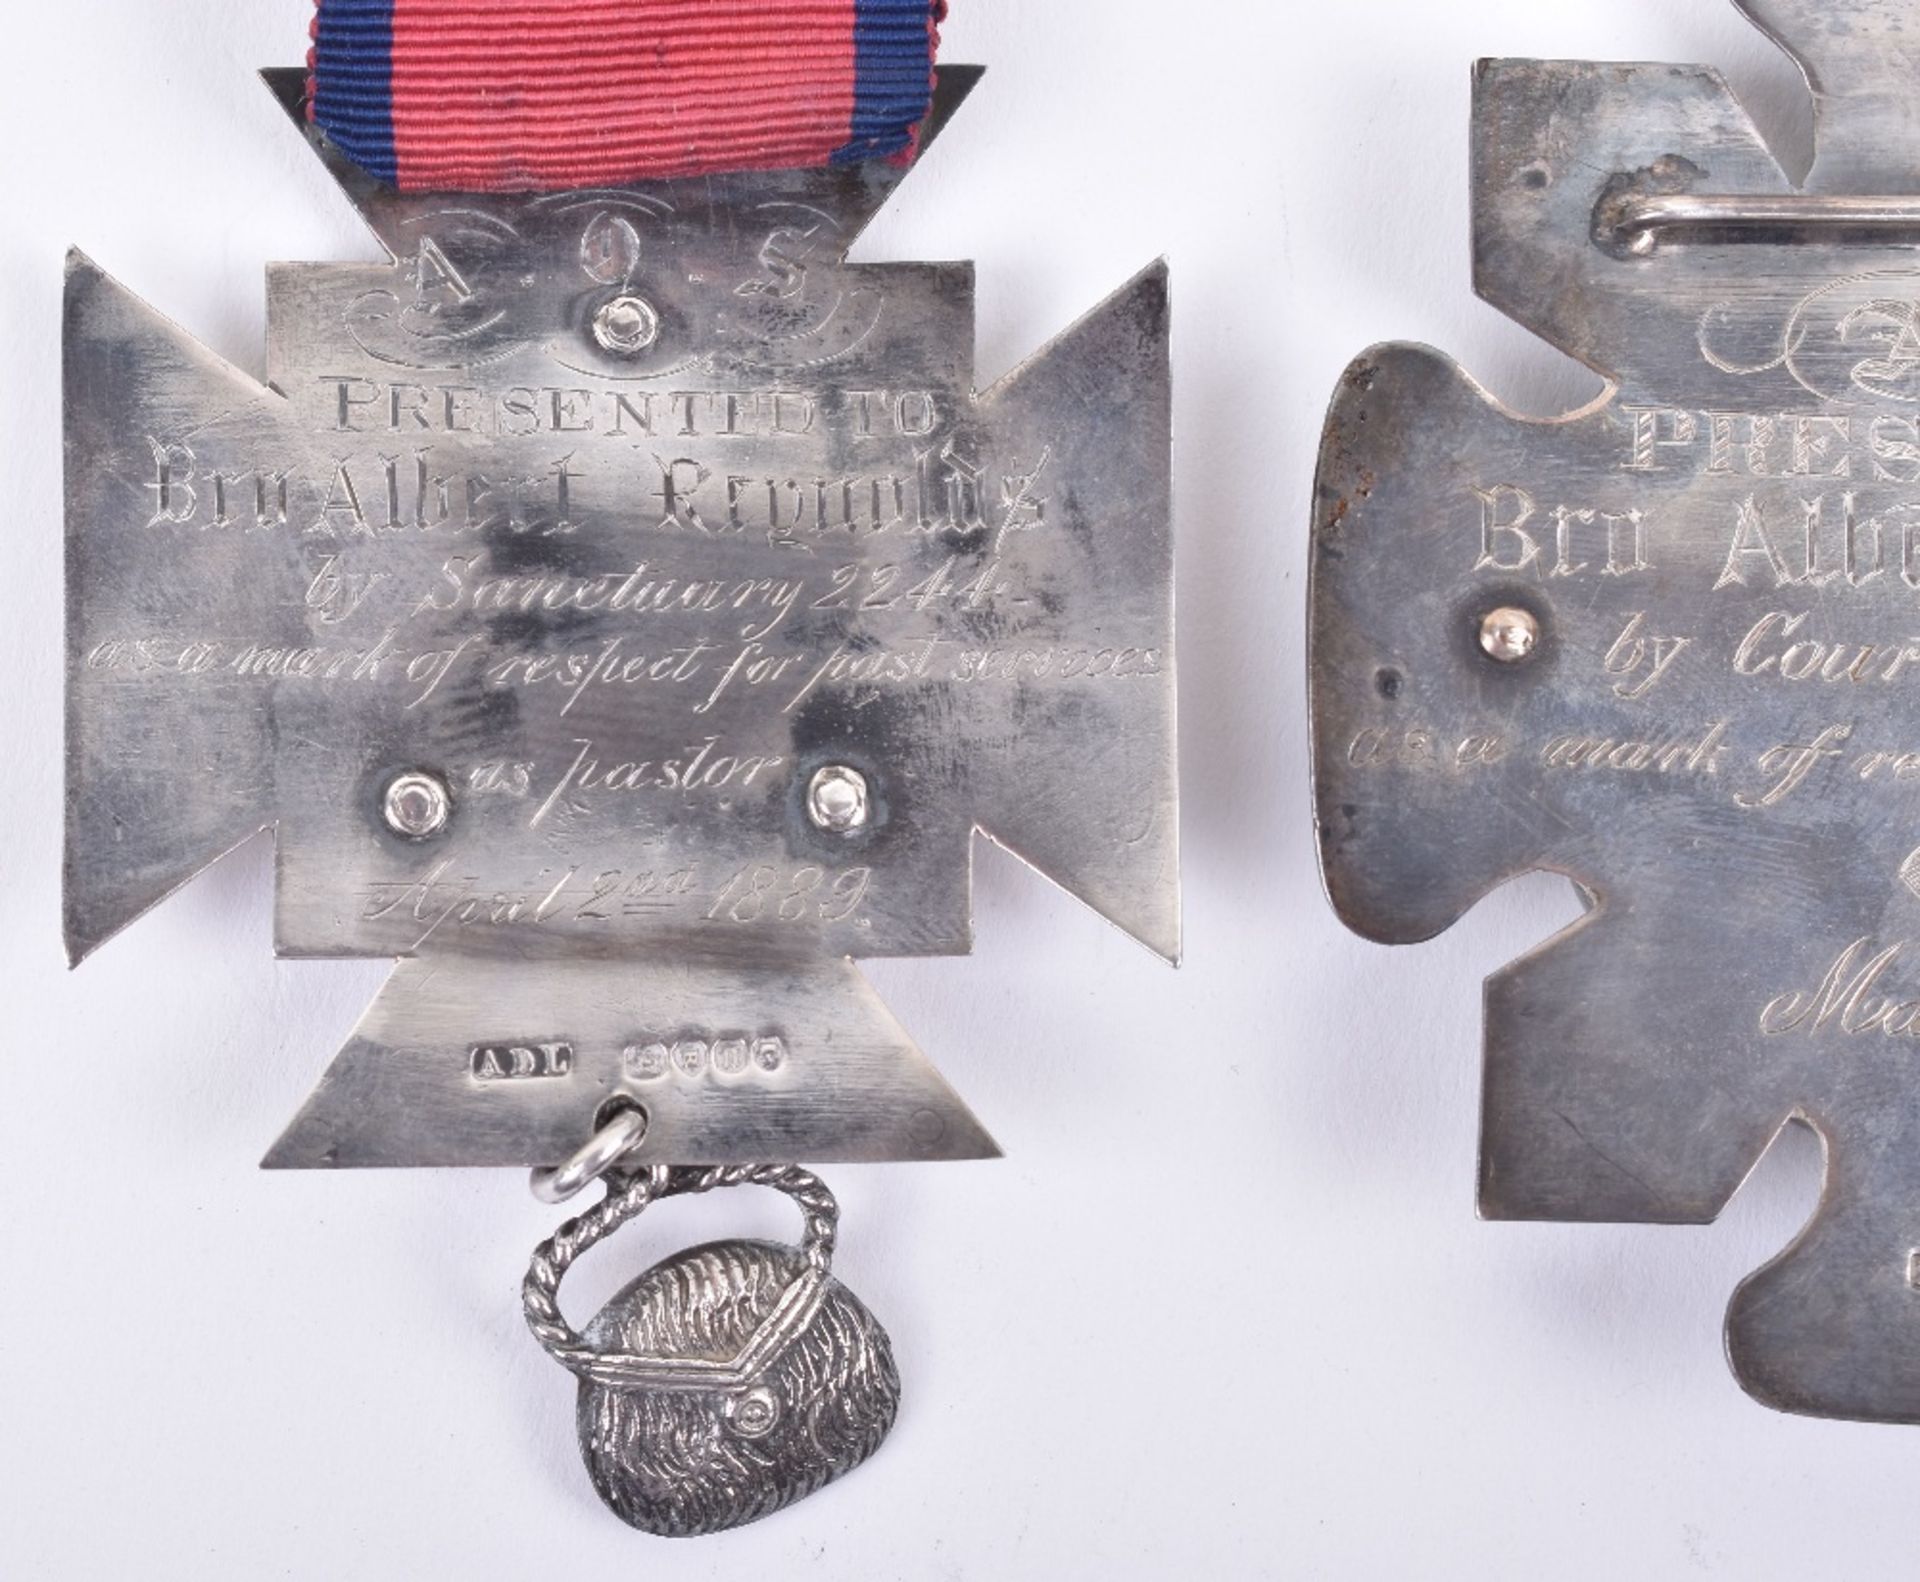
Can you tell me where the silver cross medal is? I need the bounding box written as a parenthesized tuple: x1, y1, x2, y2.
(1314, 0, 1920, 1424)
(64, 68, 1176, 1532)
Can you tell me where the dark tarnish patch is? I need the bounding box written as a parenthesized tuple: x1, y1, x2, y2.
(1316, 360, 1384, 555)
(1322, 802, 1365, 863)
(1056, 483, 1097, 555)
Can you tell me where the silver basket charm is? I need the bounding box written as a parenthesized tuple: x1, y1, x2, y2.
(525, 1157, 897, 1538)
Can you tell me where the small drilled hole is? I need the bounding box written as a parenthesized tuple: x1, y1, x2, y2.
(595, 1095, 648, 1132)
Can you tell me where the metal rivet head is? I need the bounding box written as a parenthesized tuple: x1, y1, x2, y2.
(724, 1387, 782, 1440)
(383, 770, 452, 839)
(1478, 606, 1541, 665)
(807, 765, 870, 834)
(592, 294, 660, 355)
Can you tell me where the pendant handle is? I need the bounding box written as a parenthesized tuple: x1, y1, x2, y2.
(524, 1164, 840, 1385)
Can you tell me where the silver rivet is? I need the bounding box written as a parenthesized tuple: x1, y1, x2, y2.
(383, 770, 452, 839)
(592, 294, 660, 355)
(725, 1387, 781, 1439)
(1478, 606, 1541, 665)
(807, 765, 870, 834)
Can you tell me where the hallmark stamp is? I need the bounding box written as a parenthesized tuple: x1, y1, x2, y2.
(472, 1042, 575, 1081)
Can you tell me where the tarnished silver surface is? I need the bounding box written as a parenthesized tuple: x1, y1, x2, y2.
(1313, 0, 1920, 1423)
(524, 1165, 897, 1537)
(64, 67, 1178, 1169)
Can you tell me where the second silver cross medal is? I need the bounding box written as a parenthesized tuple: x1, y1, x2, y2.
(63, 0, 1178, 1535)
(1313, 0, 1920, 1426)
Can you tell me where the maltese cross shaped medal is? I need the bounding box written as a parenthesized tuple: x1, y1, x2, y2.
(1314, 0, 1920, 1424)
(65, 67, 1177, 1177)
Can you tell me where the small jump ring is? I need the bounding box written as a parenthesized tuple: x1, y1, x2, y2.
(530, 1107, 651, 1205)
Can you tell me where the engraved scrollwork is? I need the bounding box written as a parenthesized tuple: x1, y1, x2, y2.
(711, 202, 886, 374)
(1699, 269, 1920, 403)
(347, 208, 527, 373)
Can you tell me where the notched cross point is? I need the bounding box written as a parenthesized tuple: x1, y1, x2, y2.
(65, 67, 1177, 1174)
(1314, 0, 1920, 1423)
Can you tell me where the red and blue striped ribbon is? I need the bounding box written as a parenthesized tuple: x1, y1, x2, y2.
(309, 0, 946, 192)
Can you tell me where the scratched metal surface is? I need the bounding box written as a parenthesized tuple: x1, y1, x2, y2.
(1313, 0, 1920, 1423)
(64, 69, 1177, 1169)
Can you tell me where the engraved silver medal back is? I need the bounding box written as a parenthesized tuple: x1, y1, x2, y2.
(1313, 0, 1920, 1424)
(64, 68, 1176, 1529)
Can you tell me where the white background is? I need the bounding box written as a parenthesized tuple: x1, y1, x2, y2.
(3, 0, 1915, 1576)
